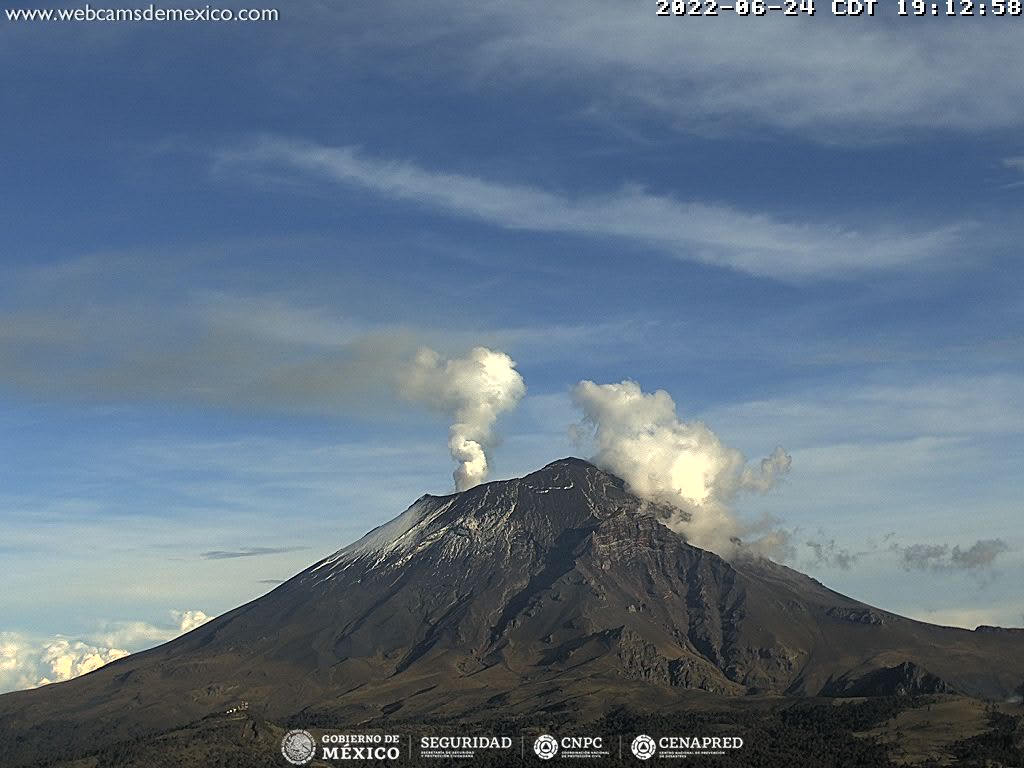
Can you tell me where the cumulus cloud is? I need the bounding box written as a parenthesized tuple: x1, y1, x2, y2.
(571, 379, 790, 558)
(0, 634, 35, 692)
(898, 538, 1010, 573)
(1003, 157, 1024, 172)
(34, 639, 130, 687)
(95, 609, 213, 649)
(400, 346, 526, 490)
(175, 609, 213, 633)
(0, 610, 214, 693)
(0, 633, 128, 692)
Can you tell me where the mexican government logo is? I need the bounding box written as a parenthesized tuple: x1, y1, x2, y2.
(631, 734, 657, 760)
(280, 730, 402, 762)
(281, 729, 317, 765)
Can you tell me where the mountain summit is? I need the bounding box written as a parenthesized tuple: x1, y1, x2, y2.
(2, 458, 1023, 765)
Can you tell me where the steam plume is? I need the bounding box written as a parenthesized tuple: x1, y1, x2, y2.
(572, 379, 790, 558)
(401, 346, 526, 490)
(805, 538, 859, 570)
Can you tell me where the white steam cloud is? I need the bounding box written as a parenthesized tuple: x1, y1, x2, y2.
(401, 346, 526, 491)
(572, 380, 790, 558)
(805, 538, 859, 570)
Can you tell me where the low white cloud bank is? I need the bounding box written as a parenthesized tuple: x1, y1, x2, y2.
(34, 639, 130, 687)
(0, 609, 213, 693)
(401, 346, 526, 490)
(572, 379, 790, 558)
(94, 609, 213, 649)
(0, 634, 128, 692)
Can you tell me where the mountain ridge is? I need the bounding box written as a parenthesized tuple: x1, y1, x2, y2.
(1, 457, 1022, 766)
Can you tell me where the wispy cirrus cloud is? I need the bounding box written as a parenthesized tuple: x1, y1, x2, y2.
(704, 373, 1024, 451)
(474, 8, 1024, 139)
(306, 2, 1024, 141)
(6, 1, 1023, 141)
(216, 137, 962, 281)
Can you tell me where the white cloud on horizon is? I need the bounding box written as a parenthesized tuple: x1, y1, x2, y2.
(93, 609, 213, 649)
(32, 639, 130, 688)
(216, 138, 962, 281)
(0, 610, 212, 694)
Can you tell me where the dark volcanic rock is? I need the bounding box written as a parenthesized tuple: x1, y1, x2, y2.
(826, 606, 886, 625)
(820, 661, 957, 697)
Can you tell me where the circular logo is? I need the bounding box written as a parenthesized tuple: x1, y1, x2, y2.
(281, 729, 316, 765)
(533, 734, 559, 760)
(631, 734, 657, 760)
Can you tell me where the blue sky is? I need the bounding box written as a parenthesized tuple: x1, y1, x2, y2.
(2, 1, 1023, 690)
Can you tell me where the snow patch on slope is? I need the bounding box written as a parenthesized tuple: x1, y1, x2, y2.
(310, 496, 455, 578)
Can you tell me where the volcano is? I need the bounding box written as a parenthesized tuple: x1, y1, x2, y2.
(2, 458, 1023, 766)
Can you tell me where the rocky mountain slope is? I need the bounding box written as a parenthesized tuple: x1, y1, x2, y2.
(1, 458, 1022, 766)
